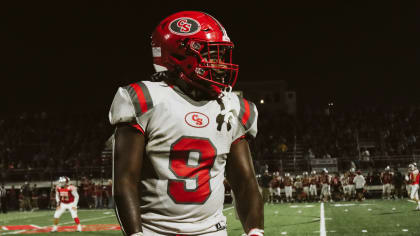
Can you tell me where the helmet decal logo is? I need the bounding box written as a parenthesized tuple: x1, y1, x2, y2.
(169, 17, 201, 36)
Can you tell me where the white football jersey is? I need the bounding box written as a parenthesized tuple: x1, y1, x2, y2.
(109, 80, 258, 235)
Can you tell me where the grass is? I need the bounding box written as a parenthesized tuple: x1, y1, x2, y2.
(1, 199, 419, 235)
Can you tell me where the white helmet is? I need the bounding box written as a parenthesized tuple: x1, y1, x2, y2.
(350, 168, 355, 173)
(285, 173, 290, 177)
(311, 170, 316, 175)
(409, 164, 416, 171)
(58, 176, 70, 187)
(385, 166, 390, 171)
(323, 168, 328, 174)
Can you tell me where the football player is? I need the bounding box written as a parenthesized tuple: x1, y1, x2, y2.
(309, 170, 319, 202)
(51, 176, 82, 232)
(320, 169, 332, 202)
(407, 163, 420, 210)
(381, 166, 393, 200)
(270, 172, 282, 203)
(283, 173, 294, 202)
(348, 168, 357, 200)
(341, 172, 350, 201)
(110, 11, 263, 236)
(302, 172, 310, 202)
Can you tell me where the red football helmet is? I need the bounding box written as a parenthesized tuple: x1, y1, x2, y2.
(151, 11, 239, 95)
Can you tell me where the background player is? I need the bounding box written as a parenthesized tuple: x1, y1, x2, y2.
(283, 173, 293, 202)
(407, 163, 420, 210)
(111, 11, 264, 236)
(309, 170, 319, 202)
(381, 166, 393, 200)
(51, 176, 82, 232)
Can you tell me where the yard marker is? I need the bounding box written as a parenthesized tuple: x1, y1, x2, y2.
(281, 232, 287, 235)
(407, 200, 416, 203)
(320, 202, 326, 236)
(402, 229, 408, 232)
(362, 230, 367, 233)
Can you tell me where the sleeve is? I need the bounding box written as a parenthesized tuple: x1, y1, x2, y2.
(232, 96, 258, 141)
(108, 81, 155, 134)
(71, 186, 79, 206)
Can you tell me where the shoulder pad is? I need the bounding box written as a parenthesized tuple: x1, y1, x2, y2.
(109, 81, 154, 125)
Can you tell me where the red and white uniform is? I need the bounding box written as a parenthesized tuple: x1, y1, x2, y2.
(283, 176, 293, 199)
(409, 169, 420, 200)
(270, 176, 281, 197)
(320, 174, 331, 197)
(348, 173, 356, 196)
(54, 185, 79, 218)
(309, 175, 318, 197)
(109, 81, 258, 235)
(302, 176, 310, 197)
(381, 172, 393, 197)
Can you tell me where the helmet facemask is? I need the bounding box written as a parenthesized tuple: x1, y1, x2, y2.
(187, 40, 238, 89)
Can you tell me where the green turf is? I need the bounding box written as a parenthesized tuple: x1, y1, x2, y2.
(1, 200, 419, 235)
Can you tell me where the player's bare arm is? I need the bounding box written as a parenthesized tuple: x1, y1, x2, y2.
(114, 123, 145, 235)
(226, 138, 264, 233)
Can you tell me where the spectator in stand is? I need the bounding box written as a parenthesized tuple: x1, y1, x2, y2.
(353, 170, 366, 201)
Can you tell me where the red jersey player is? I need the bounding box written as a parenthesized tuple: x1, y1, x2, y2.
(51, 176, 82, 232)
(407, 163, 420, 210)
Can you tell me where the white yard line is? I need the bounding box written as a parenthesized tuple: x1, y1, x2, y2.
(59, 215, 115, 226)
(223, 206, 234, 212)
(2, 230, 27, 235)
(320, 202, 326, 236)
(29, 224, 42, 229)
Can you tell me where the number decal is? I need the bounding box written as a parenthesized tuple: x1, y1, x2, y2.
(168, 136, 216, 204)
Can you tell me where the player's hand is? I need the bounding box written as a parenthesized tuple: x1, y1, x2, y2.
(71, 206, 77, 210)
(56, 205, 61, 210)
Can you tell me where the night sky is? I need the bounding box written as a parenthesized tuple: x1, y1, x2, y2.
(2, 1, 418, 114)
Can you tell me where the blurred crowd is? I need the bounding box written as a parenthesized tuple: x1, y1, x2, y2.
(0, 112, 112, 182)
(252, 105, 420, 160)
(0, 105, 419, 183)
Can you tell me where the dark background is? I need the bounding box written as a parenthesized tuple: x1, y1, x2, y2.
(2, 1, 418, 114)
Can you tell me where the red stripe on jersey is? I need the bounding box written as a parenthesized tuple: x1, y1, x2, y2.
(130, 123, 145, 134)
(241, 99, 250, 125)
(130, 83, 148, 113)
(232, 135, 246, 145)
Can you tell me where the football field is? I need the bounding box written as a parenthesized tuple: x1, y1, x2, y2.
(1, 199, 419, 235)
